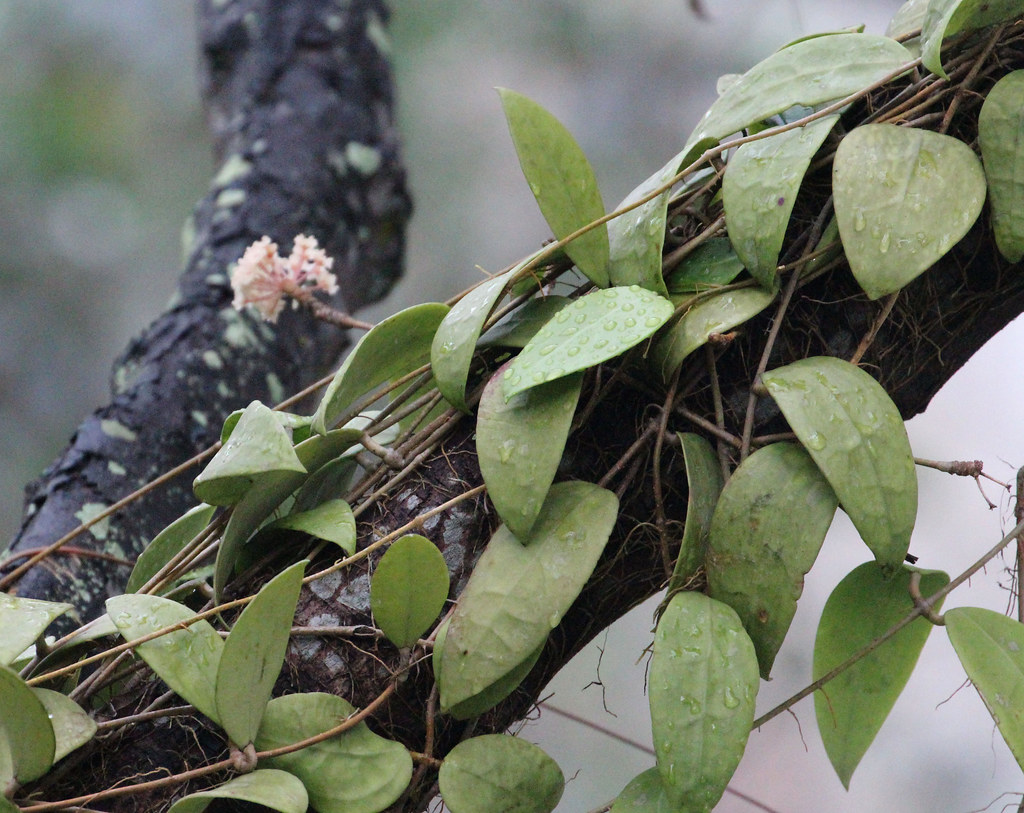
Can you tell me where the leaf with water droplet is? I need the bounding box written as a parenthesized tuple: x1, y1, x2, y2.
(946, 606, 1024, 775)
(438, 482, 618, 711)
(763, 357, 917, 568)
(216, 561, 305, 747)
(649, 592, 758, 811)
(504, 286, 673, 399)
(650, 287, 774, 382)
(255, 692, 412, 813)
(32, 688, 97, 763)
(609, 767, 677, 813)
(371, 534, 449, 649)
(478, 365, 583, 540)
(833, 124, 986, 299)
(126, 503, 217, 594)
(921, 0, 1022, 79)
(167, 769, 308, 813)
(666, 433, 723, 595)
(312, 303, 449, 434)
(439, 734, 564, 813)
(815, 562, 947, 787)
(0, 594, 73, 666)
(478, 295, 571, 349)
(193, 401, 306, 506)
(665, 238, 745, 294)
(723, 114, 839, 289)
(979, 70, 1024, 263)
(706, 443, 837, 677)
(0, 664, 54, 783)
(498, 89, 609, 287)
(106, 593, 225, 725)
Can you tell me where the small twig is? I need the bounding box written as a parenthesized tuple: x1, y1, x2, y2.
(652, 370, 681, 578)
(938, 23, 1006, 134)
(661, 213, 727, 272)
(849, 292, 899, 366)
(908, 571, 945, 625)
(703, 345, 732, 482)
(597, 422, 659, 489)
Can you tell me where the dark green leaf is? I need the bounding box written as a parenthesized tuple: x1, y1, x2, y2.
(498, 89, 609, 287)
(979, 70, 1024, 263)
(706, 443, 837, 677)
(478, 295, 571, 349)
(371, 535, 450, 648)
(667, 433, 723, 592)
(439, 734, 563, 813)
(833, 124, 986, 299)
(762, 356, 917, 568)
(649, 592, 758, 811)
(167, 769, 309, 813)
(814, 562, 948, 787)
(664, 238, 745, 294)
(126, 504, 216, 594)
(0, 594, 72, 666)
(0, 664, 55, 783)
(267, 499, 356, 553)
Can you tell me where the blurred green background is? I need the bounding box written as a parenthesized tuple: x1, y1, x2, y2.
(4, 3, 1024, 811)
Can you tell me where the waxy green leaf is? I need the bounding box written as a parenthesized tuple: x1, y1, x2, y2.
(0, 664, 55, 783)
(106, 593, 224, 724)
(833, 124, 986, 299)
(478, 366, 582, 540)
(921, 0, 1022, 78)
(610, 768, 677, 813)
(371, 534, 450, 648)
(664, 238, 745, 294)
(814, 562, 948, 787)
(0, 594, 72, 666)
(312, 302, 449, 434)
(763, 356, 917, 568)
(667, 433, 723, 593)
(886, 0, 929, 39)
(499, 89, 609, 287)
(32, 689, 97, 763)
(167, 769, 308, 813)
(255, 692, 412, 813)
(946, 607, 1024, 771)
(650, 287, 774, 381)
(193, 401, 306, 506)
(126, 503, 216, 594)
(503, 286, 673, 400)
(979, 70, 1024, 263)
(216, 561, 306, 747)
(266, 499, 356, 553)
(478, 295, 571, 349)
(649, 592, 758, 811)
(438, 482, 618, 710)
(439, 734, 564, 813)
(723, 114, 839, 289)
(706, 443, 838, 677)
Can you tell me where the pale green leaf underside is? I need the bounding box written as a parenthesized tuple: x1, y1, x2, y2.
(814, 562, 948, 787)
(979, 70, 1024, 263)
(762, 356, 917, 568)
(499, 89, 609, 287)
(126, 503, 216, 594)
(706, 443, 837, 677)
(477, 367, 583, 540)
(667, 433, 723, 592)
(33, 688, 97, 763)
(0, 664, 55, 783)
(833, 124, 986, 299)
(0, 593, 72, 666)
(438, 482, 618, 710)
(370, 534, 450, 648)
(503, 285, 673, 400)
(886, 0, 929, 39)
(649, 592, 758, 811)
(167, 769, 308, 813)
(439, 734, 564, 813)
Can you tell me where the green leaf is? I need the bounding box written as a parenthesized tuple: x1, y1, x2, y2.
(432, 619, 542, 720)
(979, 70, 1024, 263)
(478, 295, 571, 349)
(946, 607, 1024, 771)
(814, 562, 948, 787)
(106, 593, 224, 724)
(370, 534, 450, 648)
(266, 499, 356, 554)
(0, 664, 55, 783)
(649, 592, 758, 811)
(762, 356, 917, 568)
(503, 286, 673, 400)
(723, 114, 839, 289)
(921, 0, 1022, 78)
(498, 89, 609, 287)
(312, 302, 449, 434)
(126, 503, 217, 594)
(439, 734, 563, 813)
(439, 482, 618, 710)
(477, 367, 582, 540)
(706, 443, 838, 677)
(886, 0, 929, 39)
(650, 287, 774, 382)
(610, 768, 677, 813)
(193, 401, 306, 506)
(221, 408, 310, 445)
(32, 689, 97, 763)
(255, 692, 412, 813)
(167, 769, 309, 813)
(0, 593, 72, 666)
(664, 238, 745, 294)
(666, 433, 723, 593)
(832, 124, 986, 299)
(216, 561, 305, 747)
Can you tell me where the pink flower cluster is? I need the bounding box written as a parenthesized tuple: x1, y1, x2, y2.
(231, 234, 339, 322)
